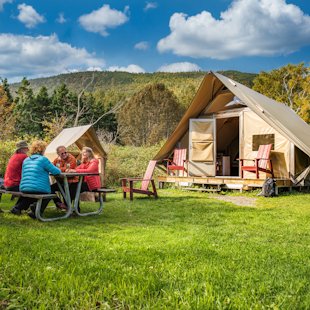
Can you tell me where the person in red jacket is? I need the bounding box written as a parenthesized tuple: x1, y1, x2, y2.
(4, 140, 29, 191)
(68, 146, 101, 193)
(3, 140, 29, 214)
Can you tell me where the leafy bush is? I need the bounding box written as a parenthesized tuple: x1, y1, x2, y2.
(105, 144, 163, 186)
(0, 140, 17, 176)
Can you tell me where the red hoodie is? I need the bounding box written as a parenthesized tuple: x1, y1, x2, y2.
(75, 158, 101, 191)
(4, 153, 28, 188)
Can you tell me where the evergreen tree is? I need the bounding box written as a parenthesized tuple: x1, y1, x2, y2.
(14, 78, 42, 136)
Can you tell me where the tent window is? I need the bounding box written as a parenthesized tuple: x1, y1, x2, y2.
(252, 134, 275, 151)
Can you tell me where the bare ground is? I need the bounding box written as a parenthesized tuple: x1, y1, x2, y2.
(211, 195, 257, 207)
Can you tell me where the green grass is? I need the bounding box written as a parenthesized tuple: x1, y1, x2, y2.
(0, 190, 309, 309)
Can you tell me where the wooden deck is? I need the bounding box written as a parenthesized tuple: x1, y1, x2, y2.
(157, 175, 292, 190)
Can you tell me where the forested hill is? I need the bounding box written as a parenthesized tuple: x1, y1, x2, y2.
(11, 70, 257, 97)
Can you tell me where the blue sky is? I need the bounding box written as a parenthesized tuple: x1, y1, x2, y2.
(0, 0, 309, 82)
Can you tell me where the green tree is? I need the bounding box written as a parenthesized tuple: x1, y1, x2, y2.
(0, 80, 15, 140)
(253, 63, 310, 123)
(14, 77, 42, 136)
(50, 83, 76, 119)
(118, 83, 185, 146)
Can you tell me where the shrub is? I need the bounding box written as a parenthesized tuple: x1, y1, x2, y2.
(105, 144, 162, 186)
(0, 140, 17, 176)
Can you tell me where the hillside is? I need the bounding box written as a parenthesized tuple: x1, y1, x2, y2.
(11, 70, 257, 98)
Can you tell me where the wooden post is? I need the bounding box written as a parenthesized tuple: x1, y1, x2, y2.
(98, 157, 106, 187)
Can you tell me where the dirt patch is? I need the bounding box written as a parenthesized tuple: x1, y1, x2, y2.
(211, 195, 257, 207)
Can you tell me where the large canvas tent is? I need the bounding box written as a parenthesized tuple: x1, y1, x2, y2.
(155, 72, 310, 187)
(45, 125, 107, 183)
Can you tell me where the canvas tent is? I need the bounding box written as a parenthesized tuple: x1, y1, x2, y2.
(45, 125, 107, 183)
(154, 72, 310, 185)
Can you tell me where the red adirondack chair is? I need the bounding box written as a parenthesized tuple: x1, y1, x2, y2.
(120, 160, 158, 200)
(240, 144, 274, 178)
(164, 148, 188, 176)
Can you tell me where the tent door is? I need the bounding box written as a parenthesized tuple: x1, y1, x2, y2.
(215, 116, 240, 177)
(189, 118, 216, 176)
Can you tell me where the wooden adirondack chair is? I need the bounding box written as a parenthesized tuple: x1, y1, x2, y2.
(120, 160, 158, 201)
(240, 144, 274, 178)
(164, 148, 188, 176)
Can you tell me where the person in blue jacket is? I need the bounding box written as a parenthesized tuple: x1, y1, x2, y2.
(10, 140, 61, 218)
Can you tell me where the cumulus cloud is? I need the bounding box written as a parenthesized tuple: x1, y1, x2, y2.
(144, 2, 158, 11)
(0, 33, 105, 81)
(17, 3, 45, 28)
(79, 4, 129, 36)
(157, 62, 201, 72)
(56, 12, 67, 24)
(0, 0, 12, 11)
(107, 64, 145, 73)
(157, 0, 310, 59)
(134, 41, 149, 50)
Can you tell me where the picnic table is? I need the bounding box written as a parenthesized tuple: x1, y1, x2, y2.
(54, 172, 109, 218)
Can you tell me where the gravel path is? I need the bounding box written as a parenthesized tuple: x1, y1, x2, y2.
(212, 195, 257, 207)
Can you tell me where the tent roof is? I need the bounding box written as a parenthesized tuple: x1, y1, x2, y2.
(45, 125, 107, 161)
(154, 71, 310, 160)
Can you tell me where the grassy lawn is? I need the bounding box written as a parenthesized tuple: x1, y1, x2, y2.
(0, 189, 309, 309)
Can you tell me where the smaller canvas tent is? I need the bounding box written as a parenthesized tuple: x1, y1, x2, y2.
(154, 72, 310, 187)
(45, 125, 107, 183)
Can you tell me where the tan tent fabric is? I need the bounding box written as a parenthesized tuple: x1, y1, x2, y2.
(154, 72, 310, 163)
(213, 72, 310, 157)
(191, 121, 213, 140)
(243, 110, 290, 179)
(192, 142, 214, 162)
(45, 125, 107, 161)
(154, 74, 223, 160)
(190, 120, 214, 162)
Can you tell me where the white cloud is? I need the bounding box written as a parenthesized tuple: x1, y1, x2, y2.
(87, 67, 102, 72)
(157, 62, 201, 72)
(0, 0, 12, 11)
(0, 33, 105, 82)
(134, 41, 149, 50)
(144, 2, 158, 11)
(56, 12, 67, 24)
(107, 64, 145, 73)
(79, 4, 129, 36)
(17, 3, 45, 28)
(157, 0, 310, 59)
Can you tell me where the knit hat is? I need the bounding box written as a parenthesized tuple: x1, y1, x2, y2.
(16, 140, 29, 150)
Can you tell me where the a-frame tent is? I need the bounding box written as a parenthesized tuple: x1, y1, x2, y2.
(45, 125, 107, 184)
(154, 72, 310, 186)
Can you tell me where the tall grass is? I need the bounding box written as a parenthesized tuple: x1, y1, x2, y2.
(0, 190, 309, 309)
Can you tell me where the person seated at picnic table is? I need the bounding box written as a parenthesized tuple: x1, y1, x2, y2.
(4, 140, 29, 192)
(3, 140, 29, 214)
(10, 140, 61, 218)
(51, 145, 78, 210)
(67, 146, 101, 193)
